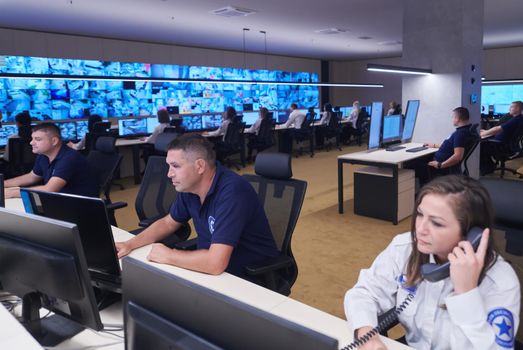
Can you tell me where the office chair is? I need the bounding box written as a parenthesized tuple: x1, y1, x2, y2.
(293, 113, 315, 158)
(84, 121, 112, 155)
(247, 117, 275, 162)
(86, 136, 127, 226)
(6, 137, 36, 178)
(130, 155, 191, 246)
(353, 111, 370, 146)
(483, 122, 523, 178)
(154, 132, 179, 156)
(242, 152, 307, 295)
(323, 111, 342, 151)
(479, 177, 523, 349)
(459, 123, 481, 176)
(215, 121, 246, 170)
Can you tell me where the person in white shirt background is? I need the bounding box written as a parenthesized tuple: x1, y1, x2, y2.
(204, 106, 236, 140)
(280, 103, 306, 154)
(341, 100, 361, 145)
(315, 102, 333, 148)
(345, 175, 520, 350)
(246, 107, 270, 161)
(68, 114, 102, 151)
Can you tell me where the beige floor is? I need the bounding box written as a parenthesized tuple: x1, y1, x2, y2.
(111, 145, 523, 340)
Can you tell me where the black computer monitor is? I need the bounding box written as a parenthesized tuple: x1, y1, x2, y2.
(382, 114, 403, 145)
(401, 100, 420, 143)
(368, 101, 383, 150)
(57, 122, 78, 141)
(242, 111, 259, 126)
(122, 257, 338, 350)
(277, 111, 290, 124)
(0, 207, 102, 346)
(202, 114, 223, 130)
(118, 118, 148, 137)
(167, 106, 179, 115)
(0, 124, 19, 147)
(20, 189, 121, 293)
(181, 115, 204, 131)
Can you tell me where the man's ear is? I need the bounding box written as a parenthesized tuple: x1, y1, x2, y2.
(195, 158, 206, 175)
(52, 135, 60, 147)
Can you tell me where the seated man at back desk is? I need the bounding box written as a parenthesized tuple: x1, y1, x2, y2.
(116, 134, 279, 280)
(406, 107, 474, 185)
(3, 122, 98, 199)
(479, 100, 523, 175)
(279, 103, 306, 153)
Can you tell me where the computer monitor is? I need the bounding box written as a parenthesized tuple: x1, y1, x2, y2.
(181, 115, 204, 131)
(368, 102, 383, 150)
(0, 207, 102, 346)
(167, 106, 179, 115)
(363, 105, 372, 116)
(277, 111, 290, 124)
(313, 108, 321, 121)
(382, 114, 403, 145)
(57, 122, 78, 141)
(243, 103, 253, 112)
(20, 189, 121, 292)
(76, 120, 89, 140)
(122, 257, 338, 350)
(242, 111, 259, 126)
(146, 117, 159, 133)
(339, 106, 353, 118)
(401, 100, 420, 143)
(118, 118, 148, 137)
(202, 114, 223, 130)
(493, 104, 510, 115)
(0, 124, 19, 147)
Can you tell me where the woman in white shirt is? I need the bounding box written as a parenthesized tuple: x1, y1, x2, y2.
(205, 106, 235, 140)
(246, 107, 270, 161)
(143, 109, 170, 144)
(342, 101, 360, 144)
(345, 175, 520, 350)
(68, 114, 102, 151)
(316, 103, 333, 148)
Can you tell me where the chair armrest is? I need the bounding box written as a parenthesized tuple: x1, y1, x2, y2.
(244, 255, 293, 276)
(174, 238, 198, 251)
(138, 215, 163, 228)
(106, 201, 128, 211)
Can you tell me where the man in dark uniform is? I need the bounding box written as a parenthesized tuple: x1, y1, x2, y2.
(116, 134, 278, 279)
(4, 122, 98, 198)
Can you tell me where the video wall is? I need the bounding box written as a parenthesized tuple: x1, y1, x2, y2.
(481, 83, 523, 115)
(0, 56, 320, 122)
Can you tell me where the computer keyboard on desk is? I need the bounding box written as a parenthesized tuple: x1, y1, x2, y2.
(406, 146, 428, 153)
(385, 145, 406, 152)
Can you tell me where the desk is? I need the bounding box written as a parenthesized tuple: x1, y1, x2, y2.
(0, 304, 43, 349)
(115, 138, 147, 184)
(337, 143, 437, 223)
(4, 198, 412, 350)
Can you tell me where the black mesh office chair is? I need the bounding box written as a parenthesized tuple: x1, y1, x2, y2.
(353, 110, 370, 146)
(479, 177, 523, 349)
(215, 121, 245, 170)
(242, 152, 307, 295)
(84, 121, 112, 155)
(130, 155, 191, 246)
(482, 122, 523, 178)
(86, 136, 127, 226)
(153, 132, 179, 156)
(6, 137, 36, 177)
(293, 112, 315, 157)
(323, 111, 342, 151)
(247, 117, 275, 162)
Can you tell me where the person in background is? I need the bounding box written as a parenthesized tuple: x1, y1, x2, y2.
(345, 175, 519, 350)
(315, 103, 333, 148)
(342, 101, 361, 144)
(3, 111, 32, 162)
(204, 106, 236, 140)
(142, 109, 170, 144)
(280, 103, 306, 153)
(67, 114, 102, 151)
(4, 122, 98, 199)
(246, 107, 270, 161)
(387, 101, 400, 116)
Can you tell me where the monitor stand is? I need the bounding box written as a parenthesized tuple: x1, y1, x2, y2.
(22, 292, 84, 347)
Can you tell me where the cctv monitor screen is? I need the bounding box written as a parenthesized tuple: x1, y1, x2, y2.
(146, 117, 159, 133)
(181, 115, 203, 131)
(313, 108, 321, 121)
(0, 125, 18, 147)
(242, 112, 259, 127)
(382, 114, 403, 144)
(277, 111, 290, 124)
(118, 118, 147, 136)
(339, 106, 353, 118)
(202, 114, 222, 130)
(493, 104, 510, 115)
(401, 100, 420, 143)
(76, 120, 88, 140)
(368, 102, 383, 149)
(58, 122, 78, 141)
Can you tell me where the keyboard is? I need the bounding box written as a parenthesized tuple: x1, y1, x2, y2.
(406, 146, 429, 153)
(385, 145, 406, 152)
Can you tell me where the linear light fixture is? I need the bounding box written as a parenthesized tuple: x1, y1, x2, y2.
(482, 78, 523, 84)
(0, 73, 384, 88)
(367, 63, 432, 75)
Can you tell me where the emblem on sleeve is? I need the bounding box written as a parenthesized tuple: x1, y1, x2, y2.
(208, 216, 216, 234)
(487, 308, 514, 348)
(396, 274, 417, 294)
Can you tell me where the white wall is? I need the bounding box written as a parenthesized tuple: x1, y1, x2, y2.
(0, 28, 320, 74)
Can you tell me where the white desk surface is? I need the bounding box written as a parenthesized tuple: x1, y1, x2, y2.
(4, 198, 412, 350)
(0, 304, 43, 350)
(338, 142, 437, 164)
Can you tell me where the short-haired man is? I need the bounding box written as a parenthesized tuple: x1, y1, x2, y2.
(116, 134, 278, 279)
(479, 101, 523, 175)
(280, 103, 306, 153)
(4, 122, 98, 198)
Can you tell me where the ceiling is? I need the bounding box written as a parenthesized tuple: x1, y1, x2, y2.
(0, 0, 521, 60)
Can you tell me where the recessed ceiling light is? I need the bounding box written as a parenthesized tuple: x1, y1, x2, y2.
(358, 36, 373, 40)
(210, 6, 257, 17)
(314, 28, 348, 35)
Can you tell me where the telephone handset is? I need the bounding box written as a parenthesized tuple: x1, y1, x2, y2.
(342, 227, 484, 349)
(421, 226, 484, 282)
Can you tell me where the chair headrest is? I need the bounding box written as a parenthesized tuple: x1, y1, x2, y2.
(95, 136, 117, 153)
(480, 178, 523, 227)
(154, 133, 178, 153)
(255, 152, 292, 180)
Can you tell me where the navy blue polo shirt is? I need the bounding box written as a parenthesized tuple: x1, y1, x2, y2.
(495, 115, 523, 145)
(433, 125, 472, 162)
(169, 164, 279, 277)
(32, 144, 98, 197)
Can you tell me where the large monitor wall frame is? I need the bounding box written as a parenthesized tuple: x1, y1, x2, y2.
(0, 55, 320, 122)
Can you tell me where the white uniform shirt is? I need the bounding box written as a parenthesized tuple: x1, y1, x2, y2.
(145, 122, 169, 144)
(245, 117, 262, 135)
(345, 232, 520, 350)
(319, 111, 331, 125)
(347, 108, 359, 128)
(207, 119, 231, 140)
(283, 110, 306, 129)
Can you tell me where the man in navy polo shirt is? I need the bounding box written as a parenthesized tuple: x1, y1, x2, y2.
(116, 134, 278, 279)
(479, 100, 523, 175)
(406, 107, 475, 185)
(3, 122, 98, 198)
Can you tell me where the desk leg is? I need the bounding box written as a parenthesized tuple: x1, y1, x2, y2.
(132, 144, 141, 185)
(338, 159, 344, 214)
(392, 166, 398, 225)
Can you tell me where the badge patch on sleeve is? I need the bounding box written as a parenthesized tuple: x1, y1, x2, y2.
(396, 274, 417, 294)
(487, 308, 514, 348)
(208, 216, 216, 234)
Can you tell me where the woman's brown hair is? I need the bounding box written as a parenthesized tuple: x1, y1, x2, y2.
(405, 175, 497, 287)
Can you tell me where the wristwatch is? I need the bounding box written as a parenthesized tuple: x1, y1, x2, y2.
(437, 161, 442, 169)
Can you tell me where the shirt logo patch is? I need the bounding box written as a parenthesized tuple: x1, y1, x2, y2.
(488, 308, 514, 348)
(208, 216, 216, 234)
(396, 274, 417, 294)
